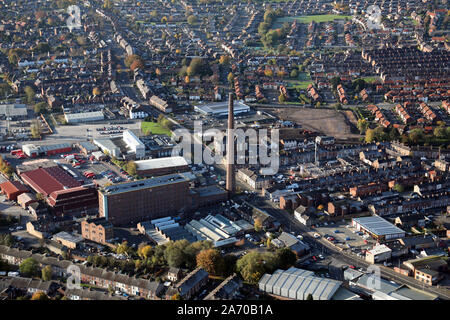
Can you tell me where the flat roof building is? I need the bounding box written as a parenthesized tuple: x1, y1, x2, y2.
(352, 216, 405, 240)
(93, 138, 121, 158)
(123, 130, 145, 159)
(194, 100, 250, 117)
(258, 267, 345, 300)
(0, 104, 27, 118)
(64, 111, 104, 123)
(99, 173, 193, 225)
(135, 156, 189, 177)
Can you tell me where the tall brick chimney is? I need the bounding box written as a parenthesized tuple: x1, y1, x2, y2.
(226, 93, 235, 193)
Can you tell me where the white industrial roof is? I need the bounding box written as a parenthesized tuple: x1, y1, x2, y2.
(194, 100, 250, 116)
(0, 104, 27, 117)
(259, 267, 342, 300)
(353, 216, 405, 236)
(64, 111, 104, 121)
(135, 156, 188, 171)
(367, 244, 392, 255)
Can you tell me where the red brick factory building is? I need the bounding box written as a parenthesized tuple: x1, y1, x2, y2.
(20, 165, 97, 214)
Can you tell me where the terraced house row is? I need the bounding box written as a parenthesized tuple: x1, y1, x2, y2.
(0, 246, 163, 299)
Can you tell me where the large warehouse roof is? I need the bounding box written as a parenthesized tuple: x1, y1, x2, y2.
(259, 267, 342, 300)
(101, 173, 193, 195)
(194, 101, 250, 116)
(20, 166, 81, 197)
(0, 104, 27, 117)
(135, 156, 188, 171)
(353, 216, 405, 236)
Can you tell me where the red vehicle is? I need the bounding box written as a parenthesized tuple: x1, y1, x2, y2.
(83, 171, 95, 178)
(10, 149, 22, 156)
(312, 256, 317, 261)
(349, 265, 355, 269)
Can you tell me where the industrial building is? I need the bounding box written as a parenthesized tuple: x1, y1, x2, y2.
(99, 173, 193, 225)
(0, 180, 29, 201)
(194, 100, 250, 117)
(122, 130, 145, 159)
(64, 111, 104, 123)
(137, 218, 198, 245)
(352, 216, 406, 241)
(93, 130, 145, 160)
(99, 173, 228, 226)
(0, 103, 27, 119)
(135, 156, 189, 177)
(258, 267, 360, 300)
(184, 214, 248, 247)
(365, 244, 392, 264)
(93, 138, 121, 158)
(22, 143, 72, 158)
(20, 165, 97, 214)
(81, 218, 114, 245)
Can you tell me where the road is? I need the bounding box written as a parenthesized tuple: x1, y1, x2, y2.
(255, 197, 450, 300)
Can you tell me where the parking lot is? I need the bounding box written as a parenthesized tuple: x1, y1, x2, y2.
(43, 153, 134, 187)
(312, 219, 377, 251)
(0, 194, 32, 223)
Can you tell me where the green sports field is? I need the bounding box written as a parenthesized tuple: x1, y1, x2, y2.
(272, 15, 352, 28)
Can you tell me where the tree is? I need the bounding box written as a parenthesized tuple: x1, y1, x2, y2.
(222, 254, 237, 276)
(30, 120, 42, 139)
(41, 265, 52, 281)
(76, 36, 86, 46)
(126, 161, 137, 176)
(227, 72, 234, 84)
(393, 184, 404, 193)
(219, 55, 231, 65)
(196, 249, 224, 276)
(33, 102, 47, 114)
(171, 293, 182, 300)
(276, 248, 297, 269)
(130, 59, 144, 71)
(24, 86, 35, 104)
(20, 258, 39, 277)
(306, 293, 314, 300)
(330, 76, 342, 90)
(254, 218, 263, 232)
(236, 251, 278, 284)
(31, 292, 49, 300)
(352, 79, 367, 92)
(434, 125, 446, 139)
(0, 258, 9, 271)
(408, 128, 424, 145)
(0, 234, 15, 247)
(116, 241, 133, 256)
(186, 58, 211, 77)
(92, 87, 101, 96)
(357, 119, 369, 134)
(33, 43, 50, 54)
(264, 69, 273, 77)
(365, 128, 375, 143)
(187, 15, 198, 25)
(164, 240, 188, 268)
(290, 69, 298, 78)
(124, 55, 143, 69)
(138, 245, 153, 259)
